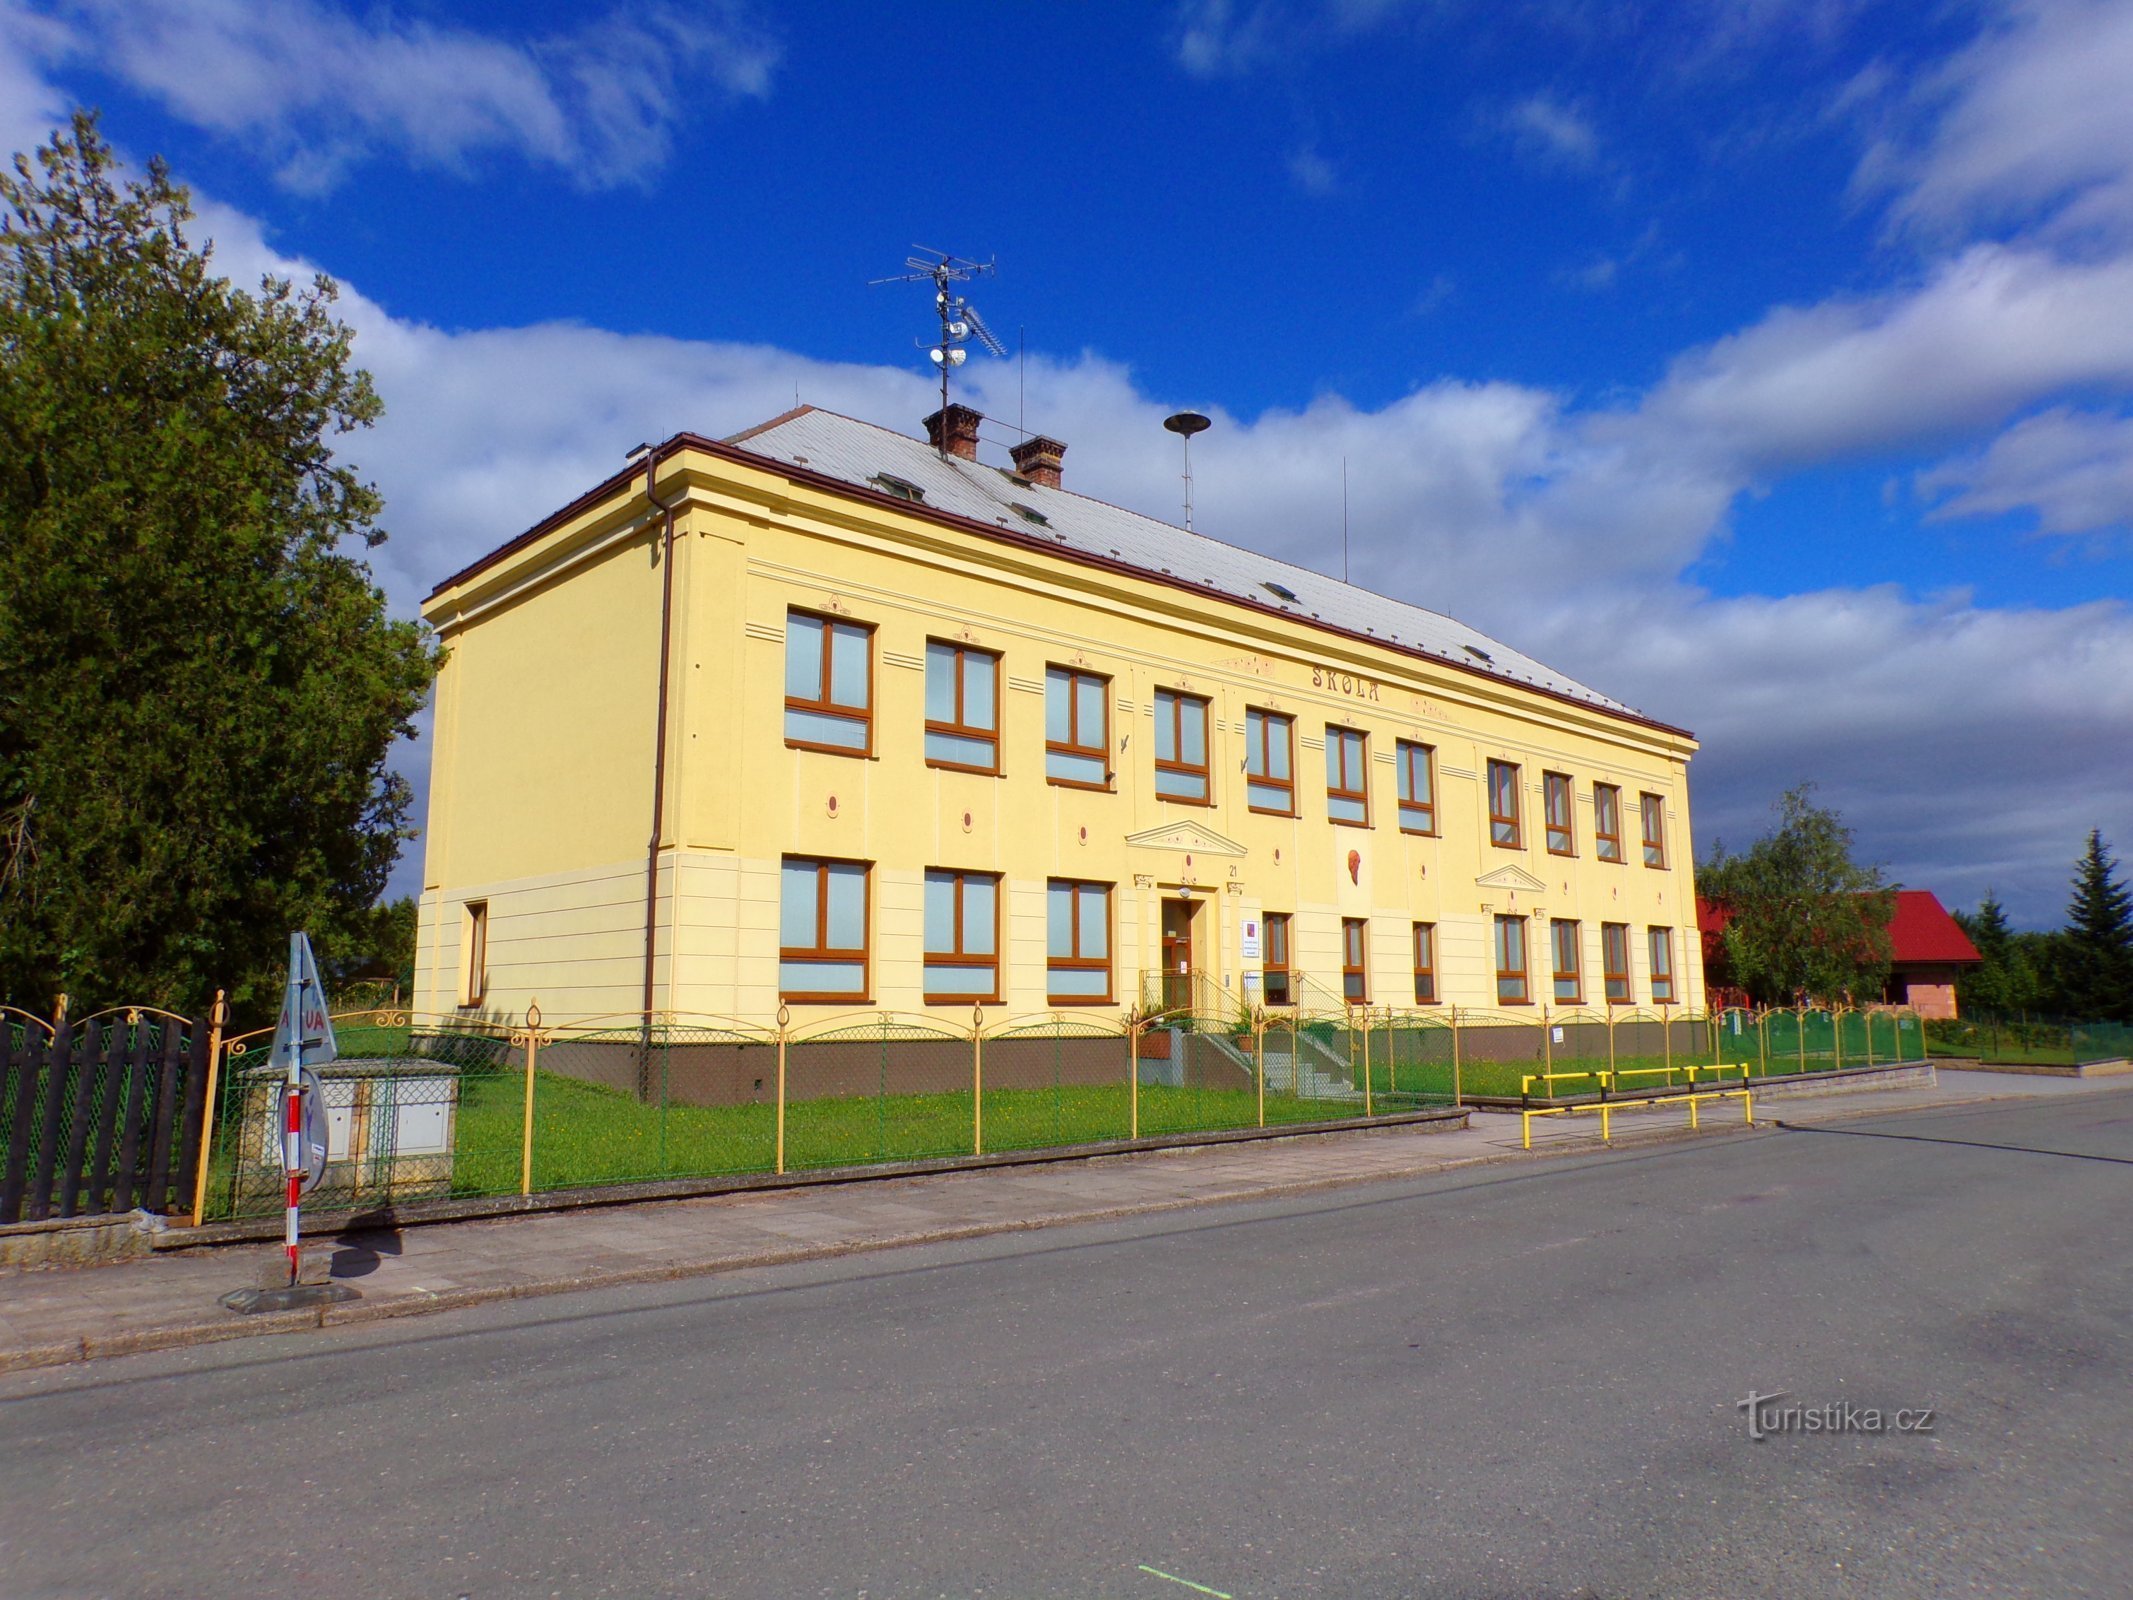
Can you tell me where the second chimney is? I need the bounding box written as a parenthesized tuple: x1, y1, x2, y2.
(923, 404, 983, 461)
(1010, 434, 1067, 489)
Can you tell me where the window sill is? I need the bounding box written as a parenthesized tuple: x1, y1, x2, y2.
(1047, 778, 1115, 793)
(926, 759, 1002, 778)
(1248, 804, 1299, 819)
(1399, 826, 1440, 838)
(780, 994, 874, 1007)
(1047, 996, 1116, 1008)
(1329, 816, 1372, 830)
(1547, 847, 1577, 859)
(785, 740, 874, 760)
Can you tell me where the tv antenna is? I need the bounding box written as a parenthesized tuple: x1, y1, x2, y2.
(871, 247, 1006, 451)
(1164, 411, 1211, 531)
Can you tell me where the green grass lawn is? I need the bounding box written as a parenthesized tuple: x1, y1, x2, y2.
(1926, 1036, 2076, 1066)
(444, 1069, 1414, 1199)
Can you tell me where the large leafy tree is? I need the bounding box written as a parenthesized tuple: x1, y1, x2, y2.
(1699, 784, 1896, 1006)
(0, 113, 436, 1015)
(2056, 830, 2133, 1022)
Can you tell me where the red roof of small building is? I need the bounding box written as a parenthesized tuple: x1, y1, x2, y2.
(1696, 889, 1981, 965)
(1886, 890, 1981, 965)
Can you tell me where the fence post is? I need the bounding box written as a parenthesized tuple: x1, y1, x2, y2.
(1662, 1002, 1673, 1083)
(1253, 1007, 1266, 1129)
(972, 1006, 984, 1157)
(1542, 1003, 1553, 1088)
(187, 990, 230, 1226)
(775, 1005, 789, 1176)
(1834, 1007, 1844, 1073)
(1607, 1006, 1617, 1091)
(1356, 1005, 1372, 1117)
(1757, 1009, 1768, 1079)
(1797, 1006, 1807, 1075)
(1130, 1019, 1141, 1140)
(517, 1000, 543, 1197)
(1451, 1005, 1462, 1107)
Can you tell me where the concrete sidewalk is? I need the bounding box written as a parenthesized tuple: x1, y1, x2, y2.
(2, 1066, 2121, 1372)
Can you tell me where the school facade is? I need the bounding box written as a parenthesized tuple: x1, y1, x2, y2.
(412, 402, 1705, 1025)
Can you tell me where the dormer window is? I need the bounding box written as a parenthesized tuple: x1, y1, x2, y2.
(871, 474, 926, 503)
(1012, 502, 1049, 527)
(1262, 581, 1300, 604)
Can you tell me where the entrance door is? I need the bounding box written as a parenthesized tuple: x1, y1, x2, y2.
(1160, 899, 1197, 1011)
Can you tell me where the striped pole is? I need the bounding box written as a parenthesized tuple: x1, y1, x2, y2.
(283, 1032, 303, 1284)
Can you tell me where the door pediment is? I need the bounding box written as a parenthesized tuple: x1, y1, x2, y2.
(1475, 863, 1548, 893)
(1125, 819, 1248, 858)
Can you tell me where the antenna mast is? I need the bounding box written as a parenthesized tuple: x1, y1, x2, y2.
(871, 247, 1005, 454)
(1164, 411, 1212, 531)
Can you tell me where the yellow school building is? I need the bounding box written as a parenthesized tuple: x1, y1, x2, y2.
(413, 402, 1704, 1026)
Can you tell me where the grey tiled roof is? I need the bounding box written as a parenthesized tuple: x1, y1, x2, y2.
(728, 407, 1642, 720)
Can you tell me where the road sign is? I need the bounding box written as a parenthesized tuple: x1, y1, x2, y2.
(278, 1068, 330, 1193)
(271, 931, 338, 1070)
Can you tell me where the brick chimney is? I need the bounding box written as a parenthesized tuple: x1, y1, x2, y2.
(1009, 434, 1067, 489)
(923, 404, 983, 461)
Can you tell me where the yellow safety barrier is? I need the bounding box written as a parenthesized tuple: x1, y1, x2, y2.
(1521, 1086, 1754, 1149)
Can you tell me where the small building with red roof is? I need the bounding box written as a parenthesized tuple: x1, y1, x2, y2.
(1878, 890, 1982, 1018)
(1697, 888, 1981, 1017)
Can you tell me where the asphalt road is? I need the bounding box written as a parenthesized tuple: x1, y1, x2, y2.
(4, 1092, 2131, 1600)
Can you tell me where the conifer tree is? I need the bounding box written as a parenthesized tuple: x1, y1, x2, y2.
(2059, 831, 2133, 1022)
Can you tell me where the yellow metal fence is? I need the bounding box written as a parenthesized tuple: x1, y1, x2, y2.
(189, 998, 1927, 1222)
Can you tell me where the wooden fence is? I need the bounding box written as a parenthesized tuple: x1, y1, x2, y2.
(1, 1004, 216, 1225)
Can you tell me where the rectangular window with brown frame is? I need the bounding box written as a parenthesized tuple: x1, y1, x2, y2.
(1648, 926, 1677, 1004)
(1326, 726, 1370, 826)
(1544, 771, 1576, 856)
(1153, 688, 1212, 803)
(1602, 922, 1632, 1004)
(1046, 879, 1113, 1002)
(1594, 783, 1625, 863)
(922, 869, 1000, 1003)
(460, 900, 488, 1008)
(779, 857, 870, 1003)
(1487, 759, 1522, 848)
(783, 610, 873, 754)
(1244, 708, 1295, 814)
(1412, 922, 1438, 1004)
(1640, 792, 1669, 868)
(1341, 917, 1369, 1003)
(923, 641, 999, 774)
(1551, 918, 1582, 1004)
(1396, 740, 1436, 835)
(1045, 666, 1110, 788)
(1263, 912, 1293, 1006)
(1495, 914, 1531, 1005)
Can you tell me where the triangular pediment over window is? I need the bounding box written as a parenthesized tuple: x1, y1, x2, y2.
(1475, 863, 1548, 892)
(1125, 820, 1248, 858)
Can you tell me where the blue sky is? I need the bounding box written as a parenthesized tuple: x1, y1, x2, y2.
(5, 0, 2131, 926)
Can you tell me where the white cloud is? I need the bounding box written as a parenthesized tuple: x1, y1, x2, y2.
(1917, 405, 2133, 537)
(1497, 92, 1602, 170)
(0, 0, 70, 161)
(29, 0, 776, 192)
(1859, 0, 2133, 243)
(1286, 144, 1339, 195)
(1614, 244, 2133, 476)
